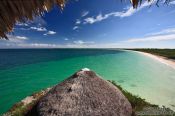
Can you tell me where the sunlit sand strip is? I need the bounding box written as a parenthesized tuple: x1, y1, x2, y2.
(133, 51, 175, 70)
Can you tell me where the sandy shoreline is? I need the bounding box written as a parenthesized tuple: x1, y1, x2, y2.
(132, 50, 175, 70)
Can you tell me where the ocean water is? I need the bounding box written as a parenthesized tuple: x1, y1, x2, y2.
(0, 49, 175, 114)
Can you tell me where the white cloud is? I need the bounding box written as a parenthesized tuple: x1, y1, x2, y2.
(170, 1, 175, 5)
(147, 28, 175, 36)
(15, 16, 48, 33)
(73, 11, 89, 29)
(17, 43, 59, 48)
(123, 28, 175, 43)
(107, 27, 175, 48)
(125, 34, 175, 43)
(16, 22, 29, 26)
(18, 28, 30, 31)
(73, 40, 94, 45)
(31, 16, 47, 27)
(83, 13, 112, 24)
(30, 27, 47, 31)
(64, 38, 69, 41)
(82, 11, 89, 17)
(119, 1, 153, 17)
(16, 26, 47, 32)
(64, 41, 127, 48)
(84, 13, 109, 24)
(73, 26, 79, 30)
(6, 41, 95, 48)
(15, 36, 28, 40)
(5, 35, 28, 43)
(83, 1, 153, 24)
(75, 19, 81, 24)
(13, 41, 94, 48)
(44, 31, 56, 35)
(15, 16, 46, 27)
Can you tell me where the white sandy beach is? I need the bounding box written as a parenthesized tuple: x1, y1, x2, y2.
(134, 51, 175, 70)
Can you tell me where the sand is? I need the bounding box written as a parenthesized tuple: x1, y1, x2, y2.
(21, 96, 35, 105)
(134, 51, 175, 70)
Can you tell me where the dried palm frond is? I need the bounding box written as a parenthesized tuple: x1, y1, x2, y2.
(0, 0, 65, 39)
(130, 0, 170, 8)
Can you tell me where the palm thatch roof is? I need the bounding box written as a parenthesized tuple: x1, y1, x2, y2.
(37, 68, 132, 116)
(0, 0, 65, 39)
(0, 0, 170, 39)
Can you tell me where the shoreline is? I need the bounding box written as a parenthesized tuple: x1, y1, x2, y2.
(131, 50, 175, 70)
(3, 80, 168, 116)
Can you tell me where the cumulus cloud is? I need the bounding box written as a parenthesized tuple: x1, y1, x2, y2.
(44, 31, 56, 35)
(83, 1, 154, 24)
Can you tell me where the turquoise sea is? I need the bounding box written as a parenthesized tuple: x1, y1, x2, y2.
(0, 49, 175, 114)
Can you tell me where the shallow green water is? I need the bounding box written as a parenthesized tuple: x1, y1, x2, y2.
(0, 49, 175, 114)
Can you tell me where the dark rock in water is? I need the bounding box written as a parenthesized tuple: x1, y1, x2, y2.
(130, 84, 137, 87)
(118, 80, 125, 83)
(37, 68, 132, 116)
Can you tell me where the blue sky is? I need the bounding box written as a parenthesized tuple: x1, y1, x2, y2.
(1, 0, 175, 48)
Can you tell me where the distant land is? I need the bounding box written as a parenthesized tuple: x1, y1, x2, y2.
(128, 49, 175, 70)
(130, 49, 175, 60)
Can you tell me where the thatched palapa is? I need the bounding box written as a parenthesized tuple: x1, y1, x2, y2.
(37, 68, 132, 116)
(0, 0, 65, 39)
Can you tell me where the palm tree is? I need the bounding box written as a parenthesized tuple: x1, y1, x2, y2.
(0, 0, 170, 39)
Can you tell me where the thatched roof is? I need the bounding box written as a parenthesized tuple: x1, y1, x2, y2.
(0, 0, 65, 39)
(37, 68, 132, 116)
(0, 0, 170, 39)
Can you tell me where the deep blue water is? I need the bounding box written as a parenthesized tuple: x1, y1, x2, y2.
(0, 49, 121, 70)
(0, 49, 175, 114)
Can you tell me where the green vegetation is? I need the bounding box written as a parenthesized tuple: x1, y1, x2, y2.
(4, 81, 174, 116)
(7, 101, 37, 116)
(130, 49, 175, 60)
(3, 89, 49, 116)
(108, 80, 157, 111)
